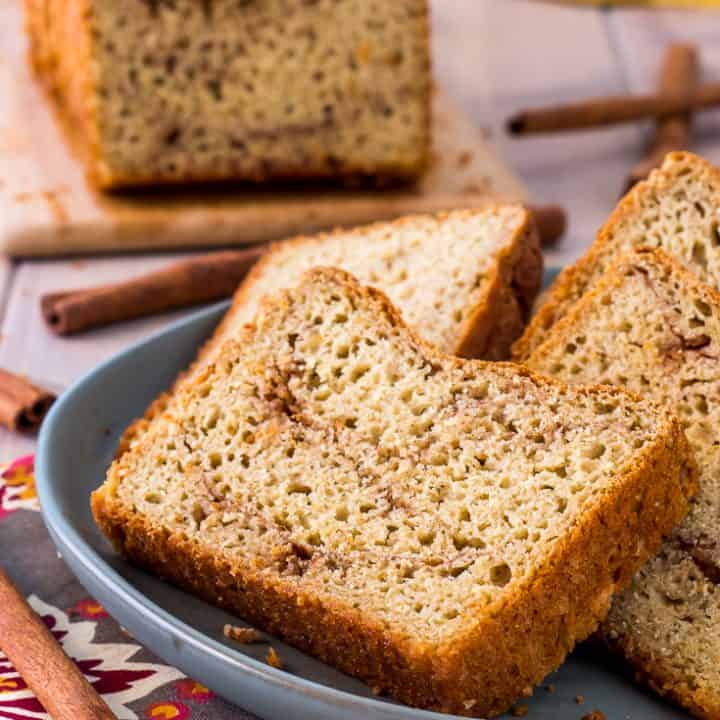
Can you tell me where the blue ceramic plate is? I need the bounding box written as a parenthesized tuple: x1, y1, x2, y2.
(36, 270, 688, 720)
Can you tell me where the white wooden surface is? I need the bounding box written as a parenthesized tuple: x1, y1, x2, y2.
(3, 0, 720, 459)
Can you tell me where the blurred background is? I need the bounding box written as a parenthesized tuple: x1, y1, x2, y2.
(434, 0, 720, 266)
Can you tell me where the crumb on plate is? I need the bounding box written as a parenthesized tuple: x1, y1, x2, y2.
(266, 646, 283, 669)
(223, 624, 263, 644)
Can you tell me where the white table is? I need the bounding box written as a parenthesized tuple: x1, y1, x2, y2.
(2, 0, 720, 459)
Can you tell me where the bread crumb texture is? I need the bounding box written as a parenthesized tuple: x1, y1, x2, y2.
(515, 151, 720, 359)
(25, 0, 431, 187)
(527, 247, 720, 719)
(93, 268, 693, 717)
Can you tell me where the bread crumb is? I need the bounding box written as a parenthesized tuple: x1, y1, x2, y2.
(371, 686, 382, 696)
(462, 699, 477, 710)
(545, 684, 556, 694)
(521, 686, 533, 697)
(510, 705, 529, 717)
(575, 694, 584, 704)
(266, 646, 283, 669)
(581, 712, 606, 720)
(223, 624, 263, 643)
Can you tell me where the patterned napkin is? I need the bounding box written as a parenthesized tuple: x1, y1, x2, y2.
(0, 455, 256, 720)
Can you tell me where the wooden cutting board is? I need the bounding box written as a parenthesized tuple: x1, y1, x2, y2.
(0, 2, 527, 258)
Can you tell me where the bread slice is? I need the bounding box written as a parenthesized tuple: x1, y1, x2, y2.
(93, 267, 696, 717)
(201, 206, 541, 364)
(118, 207, 542, 455)
(525, 247, 720, 719)
(514, 151, 720, 360)
(24, 0, 431, 188)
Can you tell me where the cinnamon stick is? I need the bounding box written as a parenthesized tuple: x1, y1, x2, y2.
(623, 44, 699, 192)
(41, 246, 265, 336)
(0, 567, 116, 720)
(0, 369, 55, 432)
(507, 81, 720, 135)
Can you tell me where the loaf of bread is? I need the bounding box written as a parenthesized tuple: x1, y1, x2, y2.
(118, 207, 542, 455)
(93, 267, 696, 717)
(526, 247, 720, 719)
(514, 151, 720, 359)
(24, 0, 431, 188)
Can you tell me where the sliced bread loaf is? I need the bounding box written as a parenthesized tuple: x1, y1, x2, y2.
(118, 207, 542, 455)
(25, 0, 431, 188)
(525, 247, 720, 719)
(514, 151, 720, 360)
(93, 267, 695, 717)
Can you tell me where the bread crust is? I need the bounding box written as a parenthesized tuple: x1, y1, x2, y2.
(94, 267, 696, 718)
(513, 151, 720, 360)
(25, 0, 432, 189)
(454, 210, 541, 360)
(24, 0, 103, 168)
(116, 207, 542, 457)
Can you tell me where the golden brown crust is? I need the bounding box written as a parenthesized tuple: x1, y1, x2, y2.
(455, 212, 541, 359)
(92, 162, 430, 193)
(513, 151, 720, 361)
(95, 266, 696, 718)
(24, 0, 103, 177)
